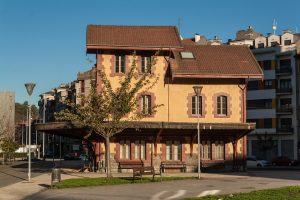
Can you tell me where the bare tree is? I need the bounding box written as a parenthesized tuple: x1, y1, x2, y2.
(0, 113, 18, 164)
(56, 53, 162, 177)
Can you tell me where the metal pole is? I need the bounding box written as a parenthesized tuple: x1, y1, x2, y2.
(42, 95, 46, 158)
(197, 96, 201, 180)
(59, 136, 62, 160)
(28, 102, 32, 181)
(52, 134, 54, 163)
(25, 109, 28, 153)
(25, 82, 35, 182)
(21, 124, 24, 152)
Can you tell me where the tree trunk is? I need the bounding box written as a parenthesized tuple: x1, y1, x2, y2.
(105, 136, 111, 177)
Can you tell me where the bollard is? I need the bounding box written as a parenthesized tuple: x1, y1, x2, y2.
(51, 168, 61, 185)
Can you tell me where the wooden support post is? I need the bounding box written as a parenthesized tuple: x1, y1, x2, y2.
(232, 140, 237, 171)
(154, 129, 163, 156)
(242, 136, 247, 172)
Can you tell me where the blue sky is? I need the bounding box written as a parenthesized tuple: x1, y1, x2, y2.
(0, 0, 299, 105)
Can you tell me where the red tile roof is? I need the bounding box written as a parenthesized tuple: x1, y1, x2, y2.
(86, 25, 182, 50)
(172, 45, 263, 79)
(86, 25, 263, 79)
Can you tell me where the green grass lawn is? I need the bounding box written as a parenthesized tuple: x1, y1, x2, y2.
(186, 186, 300, 200)
(53, 176, 195, 189)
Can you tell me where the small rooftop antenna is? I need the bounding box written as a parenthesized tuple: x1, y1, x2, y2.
(272, 19, 277, 35)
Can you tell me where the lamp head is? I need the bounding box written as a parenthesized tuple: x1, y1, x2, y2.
(193, 86, 203, 96)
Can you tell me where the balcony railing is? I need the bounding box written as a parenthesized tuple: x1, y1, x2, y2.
(276, 67, 292, 74)
(277, 105, 293, 114)
(277, 127, 293, 133)
(276, 88, 292, 94)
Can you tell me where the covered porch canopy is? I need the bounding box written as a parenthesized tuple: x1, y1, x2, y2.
(35, 121, 255, 143)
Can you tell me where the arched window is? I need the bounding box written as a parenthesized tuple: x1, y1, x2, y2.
(191, 95, 202, 115)
(141, 95, 152, 114)
(217, 95, 227, 115)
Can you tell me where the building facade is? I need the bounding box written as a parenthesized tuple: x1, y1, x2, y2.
(86, 25, 262, 172)
(229, 26, 300, 160)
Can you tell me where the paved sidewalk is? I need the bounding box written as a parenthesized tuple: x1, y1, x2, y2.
(0, 171, 205, 200)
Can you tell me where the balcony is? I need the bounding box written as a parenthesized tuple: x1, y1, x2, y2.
(277, 105, 293, 115)
(277, 127, 293, 134)
(276, 67, 292, 75)
(276, 88, 292, 95)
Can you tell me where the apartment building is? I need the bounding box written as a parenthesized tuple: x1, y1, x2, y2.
(0, 92, 15, 142)
(229, 26, 300, 161)
(37, 25, 263, 172)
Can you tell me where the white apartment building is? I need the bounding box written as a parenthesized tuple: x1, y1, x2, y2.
(230, 27, 300, 160)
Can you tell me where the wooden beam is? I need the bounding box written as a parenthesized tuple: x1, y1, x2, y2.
(154, 129, 163, 156)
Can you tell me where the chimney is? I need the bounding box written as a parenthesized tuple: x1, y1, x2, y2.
(195, 33, 201, 42)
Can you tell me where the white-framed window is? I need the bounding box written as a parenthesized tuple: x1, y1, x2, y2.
(192, 95, 202, 115)
(166, 140, 181, 161)
(202, 141, 211, 160)
(134, 140, 146, 160)
(173, 141, 181, 161)
(217, 96, 227, 115)
(166, 141, 172, 160)
(141, 56, 151, 73)
(115, 55, 125, 73)
(215, 141, 224, 160)
(120, 140, 130, 159)
(141, 95, 151, 114)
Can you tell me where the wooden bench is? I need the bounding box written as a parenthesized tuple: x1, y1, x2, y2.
(119, 160, 144, 171)
(160, 161, 186, 173)
(133, 166, 162, 181)
(201, 161, 225, 171)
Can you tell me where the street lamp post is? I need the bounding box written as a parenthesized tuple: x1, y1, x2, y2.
(42, 94, 46, 158)
(25, 83, 36, 182)
(193, 86, 202, 180)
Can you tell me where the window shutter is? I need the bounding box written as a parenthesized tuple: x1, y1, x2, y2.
(141, 96, 145, 113)
(217, 97, 221, 114)
(222, 96, 227, 115)
(120, 140, 124, 159)
(135, 140, 139, 159)
(115, 55, 120, 73)
(147, 95, 151, 114)
(166, 141, 172, 160)
(121, 56, 125, 73)
(141, 140, 145, 160)
(146, 57, 151, 73)
(126, 140, 130, 159)
(192, 96, 196, 115)
(198, 96, 202, 115)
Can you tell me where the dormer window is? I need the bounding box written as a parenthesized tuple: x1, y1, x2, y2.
(257, 43, 264, 48)
(284, 40, 291, 45)
(180, 52, 194, 59)
(271, 42, 278, 47)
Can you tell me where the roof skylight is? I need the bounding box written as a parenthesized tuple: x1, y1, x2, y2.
(180, 51, 194, 59)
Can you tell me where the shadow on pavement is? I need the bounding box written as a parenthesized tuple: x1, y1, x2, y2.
(11, 160, 54, 173)
(210, 169, 300, 181)
(38, 184, 51, 189)
(0, 170, 27, 181)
